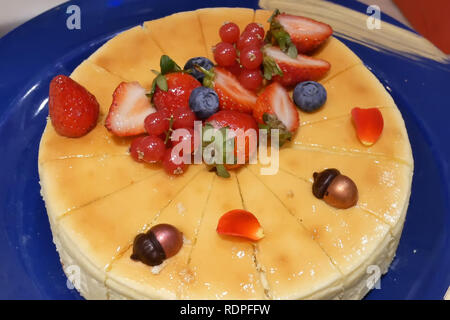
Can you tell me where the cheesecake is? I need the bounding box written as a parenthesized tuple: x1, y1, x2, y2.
(38, 8, 413, 300)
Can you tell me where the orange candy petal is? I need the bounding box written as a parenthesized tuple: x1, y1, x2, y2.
(216, 209, 264, 241)
(351, 107, 384, 146)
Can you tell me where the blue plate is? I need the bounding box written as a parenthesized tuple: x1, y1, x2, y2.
(0, 0, 448, 300)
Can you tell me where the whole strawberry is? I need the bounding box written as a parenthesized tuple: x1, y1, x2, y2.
(153, 72, 201, 114)
(49, 75, 99, 138)
(149, 55, 201, 115)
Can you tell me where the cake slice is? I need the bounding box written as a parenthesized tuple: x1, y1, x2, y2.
(181, 173, 266, 299)
(236, 168, 343, 299)
(247, 164, 393, 299)
(89, 26, 163, 89)
(289, 107, 413, 165)
(39, 155, 160, 220)
(277, 148, 413, 232)
(106, 170, 213, 299)
(57, 166, 203, 276)
(38, 61, 131, 162)
(144, 11, 208, 66)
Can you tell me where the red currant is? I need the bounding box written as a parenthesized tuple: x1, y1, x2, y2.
(219, 22, 240, 44)
(226, 62, 242, 78)
(214, 42, 237, 67)
(172, 107, 196, 129)
(144, 111, 169, 136)
(238, 69, 263, 91)
(244, 23, 265, 39)
(162, 147, 187, 175)
(240, 46, 263, 70)
(236, 31, 263, 51)
(130, 135, 166, 163)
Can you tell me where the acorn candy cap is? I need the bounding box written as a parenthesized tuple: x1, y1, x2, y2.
(131, 223, 183, 266)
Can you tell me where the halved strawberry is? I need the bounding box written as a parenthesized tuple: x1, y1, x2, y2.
(263, 46, 330, 87)
(207, 110, 259, 171)
(201, 66, 257, 114)
(254, 82, 299, 139)
(217, 209, 264, 241)
(273, 12, 332, 53)
(105, 82, 156, 137)
(351, 107, 384, 146)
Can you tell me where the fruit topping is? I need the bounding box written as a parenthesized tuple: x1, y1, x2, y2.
(243, 22, 265, 40)
(189, 86, 220, 120)
(206, 110, 259, 175)
(263, 46, 330, 87)
(219, 22, 241, 44)
(238, 69, 263, 92)
(49, 75, 99, 138)
(199, 66, 257, 114)
(351, 107, 384, 146)
(184, 56, 214, 83)
(131, 224, 183, 266)
(130, 135, 166, 163)
(237, 31, 264, 51)
(240, 46, 263, 70)
(216, 209, 264, 241)
(153, 72, 201, 115)
(254, 82, 299, 138)
(312, 169, 358, 209)
(172, 107, 196, 129)
(213, 42, 238, 67)
(162, 147, 188, 175)
(144, 110, 170, 136)
(105, 81, 156, 137)
(293, 81, 327, 112)
(268, 9, 332, 54)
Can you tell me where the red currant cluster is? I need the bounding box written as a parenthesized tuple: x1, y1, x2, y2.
(214, 22, 265, 92)
(130, 108, 197, 176)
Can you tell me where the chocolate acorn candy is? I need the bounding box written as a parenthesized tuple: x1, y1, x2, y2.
(131, 224, 183, 266)
(312, 169, 358, 209)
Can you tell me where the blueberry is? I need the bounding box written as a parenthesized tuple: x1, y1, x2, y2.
(189, 87, 220, 119)
(293, 81, 327, 112)
(184, 57, 214, 83)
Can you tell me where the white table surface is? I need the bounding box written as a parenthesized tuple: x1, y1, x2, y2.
(0, 0, 411, 38)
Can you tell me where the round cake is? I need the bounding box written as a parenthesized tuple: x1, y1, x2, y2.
(38, 8, 413, 299)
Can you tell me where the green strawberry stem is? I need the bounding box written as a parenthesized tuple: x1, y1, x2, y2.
(194, 65, 215, 89)
(265, 9, 298, 59)
(262, 50, 283, 81)
(164, 116, 175, 145)
(259, 113, 292, 147)
(147, 55, 182, 100)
